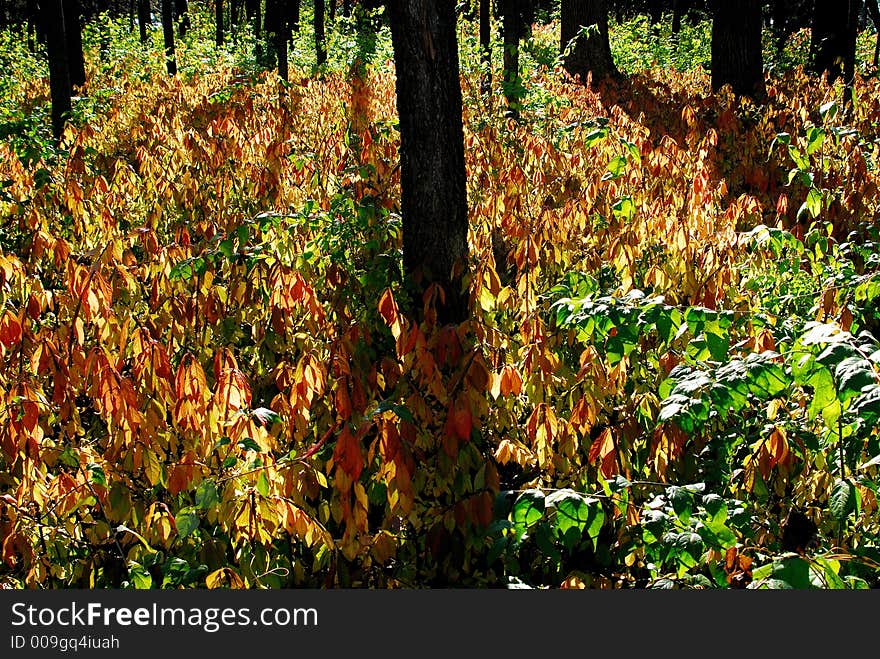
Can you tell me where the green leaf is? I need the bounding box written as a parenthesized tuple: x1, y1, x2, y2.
(584, 127, 608, 149)
(603, 154, 628, 180)
(668, 486, 693, 524)
(797, 187, 822, 221)
(126, 561, 153, 589)
(752, 556, 814, 589)
(805, 126, 826, 155)
(175, 508, 199, 538)
(237, 437, 262, 452)
(829, 479, 856, 520)
(834, 357, 875, 402)
(256, 471, 270, 497)
(611, 196, 635, 221)
(511, 489, 545, 535)
(547, 489, 590, 542)
(195, 479, 219, 510)
(87, 463, 107, 487)
(252, 407, 281, 426)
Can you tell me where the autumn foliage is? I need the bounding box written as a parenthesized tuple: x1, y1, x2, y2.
(2, 14, 880, 589)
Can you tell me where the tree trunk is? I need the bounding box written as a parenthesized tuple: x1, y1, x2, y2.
(480, 0, 491, 94)
(216, 0, 224, 45)
(867, 0, 880, 65)
(329, 0, 336, 23)
(137, 0, 149, 43)
(672, 0, 686, 33)
(42, 0, 72, 141)
(161, 0, 176, 74)
(315, 0, 326, 65)
(711, 0, 763, 97)
(175, 0, 189, 36)
(560, 0, 619, 85)
(811, 0, 862, 82)
(342, 0, 352, 17)
(63, 0, 86, 91)
(386, 0, 470, 325)
(292, 0, 300, 31)
(502, 0, 523, 118)
(266, 0, 289, 79)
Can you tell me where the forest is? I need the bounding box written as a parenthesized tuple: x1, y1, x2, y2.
(2, 0, 880, 590)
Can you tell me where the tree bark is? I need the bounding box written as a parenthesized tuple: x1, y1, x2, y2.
(292, 0, 300, 32)
(63, 0, 86, 91)
(42, 0, 72, 141)
(175, 0, 189, 36)
(315, 0, 326, 65)
(386, 0, 470, 325)
(811, 0, 862, 82)
(265, 0, 289, 79)
(560, 0, 618, 85)
(711, 0, 763, 97)
(216, 0, 224, 45)
(480, 0, 491, 94)
(161, 0, 177, 74)
(137, 0, 149, 43)
(867, 0, 880, 65)
(502, 0, 523, 117)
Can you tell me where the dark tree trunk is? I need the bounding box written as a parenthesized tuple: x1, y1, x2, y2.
(502, 0, 523, 117)
(161, 0, 177, 74)
(244, 0, 262, 61)
(867, 0, 880, 65)
(711, 0, 764, 97)
(231, 0, 243, 31)
(175, 0, 189, 35)
(329, 0, 336, 22)
(560, 0, 619, 84)
(386, 0, 470, 325)
(772, 0, 787, 52)
(811, 0, 862, 82)
(216, 0, 224, 44)
(315, 0, 326, 65)
(27, 0, 39, 51)
(672, 0, 686, 33)
(63, 0, 86, 91)
(265, 0, 289, 79)
(342, 0, 351, 17)
(291, 0, 300, 32)
(480, 0, 492, 94)
(42, 0, 72, 141)
(137, 0, 149, 43)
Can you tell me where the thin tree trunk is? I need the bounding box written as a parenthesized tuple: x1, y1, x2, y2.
(812, 0, 862, 81)
(137, 0, 149, 43)
(480, 0, 492, 94)
(386, 0, 470, 325)
(502, 0, 522, 118)
(175, 0, 189, 36)
(711, 0, 763, 97)
(292, 0, 300, 32)
(162, 0, 177, 74)
(865, 0, 880, 65)
(266, 0, 289, 79)
(216, 0, 224, 45)
(63, 0, 86, 91)
(672, 0, 685, 33)
(561, 0, 619, 85)
(315, 0, 326, 66)
(42, 0, 72, 141)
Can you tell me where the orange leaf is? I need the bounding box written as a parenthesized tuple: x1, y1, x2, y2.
(0, 312, 22, 349)
(378, 288, 398, 327)
(588, 427, 617, 479)
(333, 426, 363, 482)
